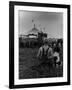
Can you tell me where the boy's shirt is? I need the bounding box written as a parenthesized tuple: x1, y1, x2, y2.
(37, 45, 53, 60)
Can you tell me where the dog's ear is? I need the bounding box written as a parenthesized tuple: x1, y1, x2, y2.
(54, 56, 57, 61)
(57, 61, 61, 65)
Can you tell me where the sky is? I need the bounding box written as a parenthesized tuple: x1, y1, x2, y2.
(19, 10, 63, 38)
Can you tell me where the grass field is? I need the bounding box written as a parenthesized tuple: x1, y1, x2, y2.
(19, 47, 63, 79)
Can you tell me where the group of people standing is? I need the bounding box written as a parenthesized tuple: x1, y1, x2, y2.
(37, 39, 63, 70)
(30, 39, 63, 78)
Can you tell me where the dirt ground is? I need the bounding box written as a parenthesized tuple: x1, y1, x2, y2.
(19, 48, 63, 79)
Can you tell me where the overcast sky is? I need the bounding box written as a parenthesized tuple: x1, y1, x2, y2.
(19, 10, 63, 38)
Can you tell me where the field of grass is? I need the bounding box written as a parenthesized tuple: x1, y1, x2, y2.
(19, 48, 63, 79)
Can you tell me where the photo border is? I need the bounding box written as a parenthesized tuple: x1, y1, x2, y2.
(9, 1, 70, 89)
